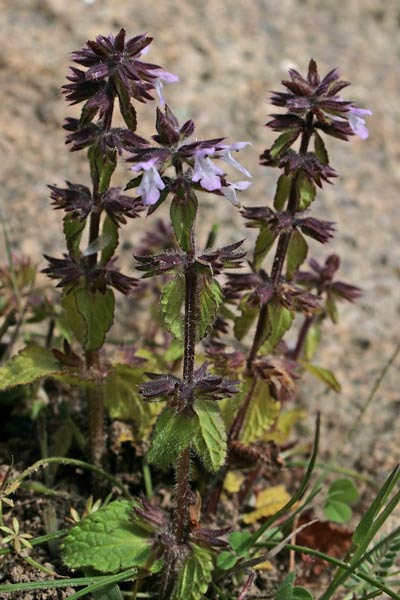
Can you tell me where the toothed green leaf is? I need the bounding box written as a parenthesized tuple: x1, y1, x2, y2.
(286, 230, 308, 280)
(193, 399, 227, 471)
(62, 501, 157, 574)
(147, 408, 199, 469)
(171, 544, 214, 600)
(241, 378, 280, 444)
(197, 277, 223, 341)
(0, 345, 62, 390)
(74, 287, 115, 351)
(160, 275, 185, 341)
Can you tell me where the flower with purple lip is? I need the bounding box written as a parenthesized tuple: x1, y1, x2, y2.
(126, 104, 252, 208)
(347, 106, 372, 140)
(131, 157, 166, 206)
(192, 149, 225, 191)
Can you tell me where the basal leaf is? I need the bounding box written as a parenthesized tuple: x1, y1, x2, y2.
(75, 287, 115, 351)
(296, 172, 316, 211)
(274, 174, 292, 210)
(254, 226, 277, 268)
(0, 345, 62, 391)
(259, 299, 294, 354)
(100, 215, 119, 265)
(170, 194, 197, 252)
(234, 295, 258, 341)
(302, 362, 341, 393)
(197, 277, 223, 341)
(241, 378, 280, 444)
(160, 275, 185, 341)
(193, 399, 227, 471)
(171, 543, 214, 600)
(147, 407, 199, 469)
(62, 500, 156, 574)
(104, 364, 160, 439)
(286, 230, 308, 280)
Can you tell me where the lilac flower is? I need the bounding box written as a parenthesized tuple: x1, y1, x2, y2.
(347, 106, 372, 140)
(192, 150, 225, 191)
(151, 69, 179, 105)
(215, 142, 252, 178)
(131, 157, 166, 205)
(221, 180, 252, 207)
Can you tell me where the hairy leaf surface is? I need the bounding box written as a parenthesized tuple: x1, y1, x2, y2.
(193, 399, 227, 471)
(0, 345, 62, 390)
(160, 275, 185, 340)
(171, 544, 214, 600)
(62, 501, 157, 573)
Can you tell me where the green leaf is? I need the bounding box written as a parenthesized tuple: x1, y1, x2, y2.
(314, 131, 329, 165)
(328, 478, 360, 504)
(326, 289, 339, 324)
(63, 215, 85, 261)
(160, 275, 185, 341)
(254, 226, 277, 268)
(197, 277, 223, 341)
(216, 551, 238, 570)
(74, 287, 115, 351)
(147, 408, 199, 469)
(62, 501, 156, 574)
(104, 365, 158, 438)
(0, 345, 62, 390)
(241, 378, 280, 444)
(170, 194, 197, 252)
(293, 587, 314, 600)
(61, 291, 88, 347)
(164, 339, 184, 362)
(324, 500, 353, 523)
(259, 299, 294, 354)
(270, 131, 299, 159)
(234, 295, 258, 341)
(171, 544, 214, 600)
(296, 172, 316, 210)
(100, 216, 119, 265)
(304, 324, 321, 362)
(193, 399, 227, 471)
(302, 362, 341, 393)
(286, 230, 308, 280)
(228, 530, 253, 555)
(274, 174, 292, 210)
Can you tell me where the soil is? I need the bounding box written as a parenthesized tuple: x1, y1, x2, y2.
(0, 0, 399, 598)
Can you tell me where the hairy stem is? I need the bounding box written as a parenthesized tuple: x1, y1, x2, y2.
(85, 204, 104, 469)
(175, 228, 197, 542)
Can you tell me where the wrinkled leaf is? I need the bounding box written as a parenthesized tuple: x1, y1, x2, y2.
(0, 345, 62, 390)
(302, 362, 341, 393)
(147, 408, 199, 469)
(241, 378, 280, 444)
(296, 172, 316, 211)
(197, 277, 223, 341)
(254, 226, 277, 268)
(170, 194, 197, 252)
(160, 275, 185, 340)
(171, 543, 214, 600)
(274, 174, 292, 210)
(193, 399, 227, 471)
(286, 230, 308, 280)
(104, 364, 160, 439)
(74, 287, 115, 351)
(243, 485, 291, 524)
(62, 501, 156, 574)
(259, 299, 294, 354)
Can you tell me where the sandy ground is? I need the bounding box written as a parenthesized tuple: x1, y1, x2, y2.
(0, 0, 399, 548)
